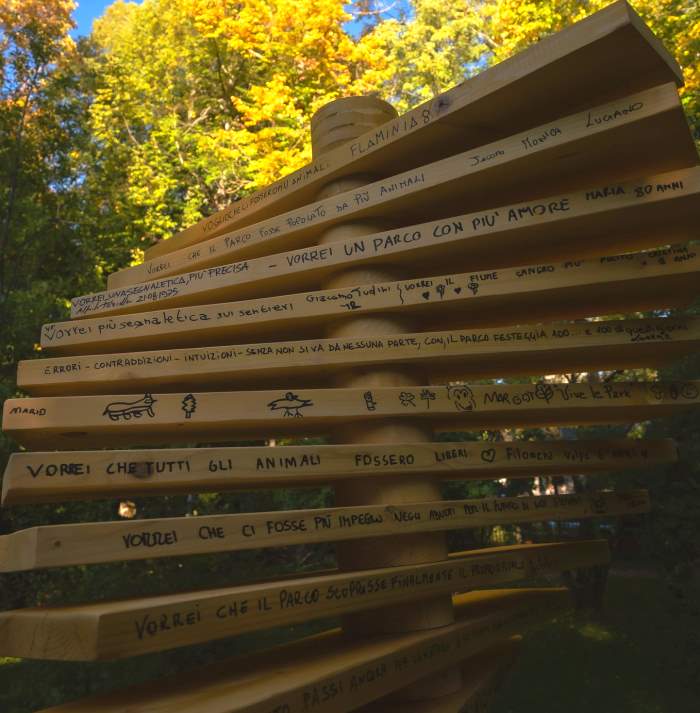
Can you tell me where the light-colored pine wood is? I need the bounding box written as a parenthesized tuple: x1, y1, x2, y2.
(42, 244, 700, 355)
(0, 541, 605, 660)
(19, 316, 700, 396)
(141, 0, 683, 263)
(31, 589, 565, 712)
(0, 491, 649, 572)
(2, 5, 691, 708)
(75, 168, 700, 322)
(358, 636, 521, 712)
(1, 439, 675, 505)
(310, 96, 399, 158)
(106, 84, 697, 291)
(5, 381, 697, 449)
(310, 111, 458, 685)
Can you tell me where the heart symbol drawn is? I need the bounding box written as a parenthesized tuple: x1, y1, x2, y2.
(422, 291, 430, 300)
(454, 287, 462, 294)
(481, 448, 496, 463)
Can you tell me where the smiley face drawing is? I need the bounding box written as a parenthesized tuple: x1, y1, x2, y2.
(681, 383, 700, 400)
(447, 385, 476, 412)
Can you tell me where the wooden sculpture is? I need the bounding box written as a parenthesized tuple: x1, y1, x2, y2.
(1, 2, 698, 710)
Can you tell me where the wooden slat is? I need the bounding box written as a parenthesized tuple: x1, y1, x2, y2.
(33, 588, 564, 712)
(1, 439, 675, 505)
(142, 0, 683, 262)
(107, 83, 697, 290)
(4, 381, 699, 449)
(358, 636, 521, 713)
(43, 243, 700, 355)
(0, 541, 605, 660)
(19, 316, 700, 396)
(76, 168, 700, 322)
(0, 491, 649, 571)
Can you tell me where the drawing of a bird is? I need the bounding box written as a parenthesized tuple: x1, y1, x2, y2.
(267, 392, 314, 417)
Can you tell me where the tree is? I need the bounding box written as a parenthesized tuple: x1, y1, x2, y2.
(356, 1, 698, 137)
(86, 0, 384, 255)
(353, 0, 495, 113)
(485, 1, 698, 138)
(1, 2, 698, 710)
(0, 0, 104, 439)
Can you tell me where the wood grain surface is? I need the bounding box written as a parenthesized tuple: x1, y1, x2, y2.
(0, 490, 648, 571)
(0, 542, 603, 660)
(1, 439, 675, 505)
(31, 588, 567, 711)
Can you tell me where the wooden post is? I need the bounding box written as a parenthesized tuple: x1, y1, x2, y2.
(312, 96, 462, 700)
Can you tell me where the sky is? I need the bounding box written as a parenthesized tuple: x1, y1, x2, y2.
(70, 0, 407, 39)
(71, 0, 144, 38)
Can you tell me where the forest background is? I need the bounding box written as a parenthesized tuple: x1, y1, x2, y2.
(0, 1, 698, 711)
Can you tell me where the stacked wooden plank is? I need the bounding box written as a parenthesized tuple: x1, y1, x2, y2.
(1, 2, 699, 711)
(17, 590, 553, 713)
